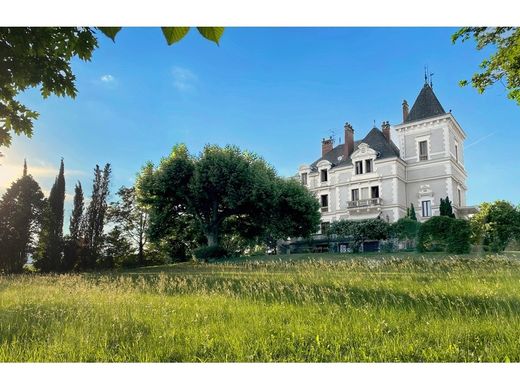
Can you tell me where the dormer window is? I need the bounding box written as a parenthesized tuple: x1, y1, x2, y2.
(355, 161, 363, 175)
(365, 159, 373, 173)
(455, 143, 459, 162)
(320, 169, 328, 182)
(301, 173, 308, 185)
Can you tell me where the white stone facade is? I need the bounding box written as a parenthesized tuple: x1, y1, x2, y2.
(297, 85, 469, 231)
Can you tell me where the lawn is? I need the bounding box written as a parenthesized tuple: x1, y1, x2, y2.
(1, 252, 520, 362)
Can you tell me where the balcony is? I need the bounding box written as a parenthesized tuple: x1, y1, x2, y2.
(346, 197, 382, 208)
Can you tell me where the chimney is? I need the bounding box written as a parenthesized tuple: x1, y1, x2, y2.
(321, 137, 333, 157)
(382, 121, 391, 142)
(402, 100, 409, 122)
(343, 122, 354, 160)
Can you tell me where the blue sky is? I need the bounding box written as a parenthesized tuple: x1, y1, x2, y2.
(1, 27, 519, 221)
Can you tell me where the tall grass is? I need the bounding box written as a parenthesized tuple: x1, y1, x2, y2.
(1, 253, 520, 362)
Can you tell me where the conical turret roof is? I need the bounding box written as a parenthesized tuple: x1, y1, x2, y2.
(405, 83, 446, 123)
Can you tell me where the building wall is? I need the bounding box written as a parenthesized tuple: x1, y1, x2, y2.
(299, 113, 468, 229)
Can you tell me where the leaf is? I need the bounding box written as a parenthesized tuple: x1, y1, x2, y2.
(98, 27, 122, 42)
(196, 27, 224, 45)
(161, 27, 190, 45)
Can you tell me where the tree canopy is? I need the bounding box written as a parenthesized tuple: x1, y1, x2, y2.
(0, 165, 45, 273)
(0, 27, 224, 148)
(452, 27, 520, 104)
(470, 200, 520, 252)
(136, 144, 320, 257)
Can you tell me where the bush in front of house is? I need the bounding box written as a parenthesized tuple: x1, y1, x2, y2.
(417, 216, 471, 254)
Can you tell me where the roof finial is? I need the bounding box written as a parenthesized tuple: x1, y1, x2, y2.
(424, 65, 428, 85)
(430, 72, 434, 89)
(373, 119, 376, 128)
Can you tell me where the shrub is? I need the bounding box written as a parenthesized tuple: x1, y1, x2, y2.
(446, 219, 471, 254)
(417, 216, 471, 254)
(193, 245, 230, 261)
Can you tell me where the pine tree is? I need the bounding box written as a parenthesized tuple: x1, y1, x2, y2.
(34, 159, 66, 272)
(79, 163, 111, 269)
(409, 203, 417, 221)
(0, 162, 45, 273)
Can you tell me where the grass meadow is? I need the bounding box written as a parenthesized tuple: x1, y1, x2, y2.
(1, 252, 520, 362)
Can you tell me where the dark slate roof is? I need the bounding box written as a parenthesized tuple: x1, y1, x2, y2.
(310, 127, 400, 170)
(405, 83, 446, 123)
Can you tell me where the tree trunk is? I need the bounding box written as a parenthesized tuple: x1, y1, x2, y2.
(206, 230, 218, 247)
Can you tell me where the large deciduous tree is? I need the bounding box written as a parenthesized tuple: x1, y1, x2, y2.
(108, 186, 149, 265)
(470, 200, 520, 252)
(452, 27, 520, 104)
(34, 159, 66, 272)
(0, 163, 45, 273)
(137, 144, 320, 258)
(0, 27, 224, 148)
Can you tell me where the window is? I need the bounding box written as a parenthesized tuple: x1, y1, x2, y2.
(455, 144, 459, 162)
(320, 194, 329, 212)
(355, 161, 363, 175)
(419, 140, 428, 161)
(371, 186, 379, 199)
(458, 188, 462, 206)
(421, 200, 432, 217)
(320, 222, 330, 234)
(301, 173, 308, 185)
(320, 169, 328, 182)
(361, 187, 369, 200)
(365, 159, 373, 173)
(351, 189, 359, 201)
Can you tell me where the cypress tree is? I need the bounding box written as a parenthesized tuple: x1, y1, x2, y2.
(34, 159, 66, 272)
(79, 163, 111, 269)
(444, 196, 455, 218)
(409, 203, 417, 221)
(70, 181, 84, 240)
(63, 181, 84, 271)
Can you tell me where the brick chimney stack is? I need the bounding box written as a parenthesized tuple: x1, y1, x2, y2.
(343, 122, 354, 160)
(402, 100, 409, 122)
(382, 121, 391, 142)
(321, 137, 334, 157)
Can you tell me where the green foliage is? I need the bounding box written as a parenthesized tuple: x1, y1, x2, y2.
(79, 164, 111, 269)
(452, 27, 520, 104)
(3, 253, 520, 362)
(470, 200, 520, 252)
(406, 203, 417, 221)
(193, 245, 230, 261)
(0, 27, 225, 149)
(161, 27, 190, 45)
(34, 159, 66, 272)
(100, 226, 133, 269)
(137, 144, 319, 256)
(329, 218, 390, 252)
(392, 217, 420, 241)
(440, 196, 455, 218)
(446, 219, 472, 254)
(0, 27, 98, 147)
(108, 186, 149, 265)
(417, 216, 471, 254)
(0, 167, 45, 273)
